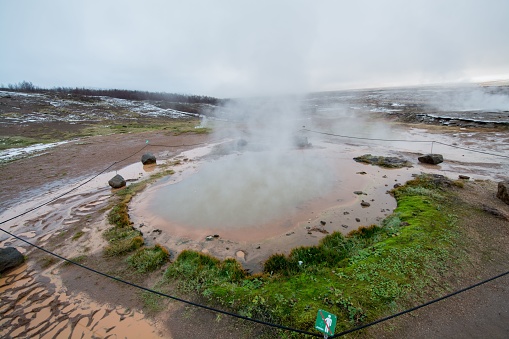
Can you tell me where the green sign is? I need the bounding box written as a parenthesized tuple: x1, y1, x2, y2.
(315, 309, 337, 336)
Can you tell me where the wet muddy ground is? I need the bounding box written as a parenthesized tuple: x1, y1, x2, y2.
(1, 87, 509, 337)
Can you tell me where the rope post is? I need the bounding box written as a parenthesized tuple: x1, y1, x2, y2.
(430, 141, 434, 154)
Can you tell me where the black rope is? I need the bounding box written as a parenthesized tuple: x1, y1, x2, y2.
(301, 128, 431, 143)
(0, 144, 149, 225)
(0, 227, 321, 337)
(2, 131, 509, 337)
(434, 141, 509, 159)
(302, 128, 509, 159)
(331, 268, 509, 337)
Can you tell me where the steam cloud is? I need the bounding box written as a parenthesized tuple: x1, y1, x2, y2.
(151, 97, 334, 229)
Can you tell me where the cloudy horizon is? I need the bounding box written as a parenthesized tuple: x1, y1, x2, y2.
(1, 0, 509, 98)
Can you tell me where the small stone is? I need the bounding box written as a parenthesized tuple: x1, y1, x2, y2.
(361, 201, 371, 207)
(205, 235, 214, 241)
(236, 250, 246, 260)
(459, 175, 470, 180)
(343, 211, 350, 215)
(256, 246, 261, 249)
(355, 218, 361, 222)
(108, 174, 126, 188)
(356, 171, 367, 175)
(353, 191, 364, 195)
(341, 224, 348, 229)
(213, 234, 220, 238)
(394, 183, 402, 188)
(286, 232, 295, 236)
(320, 220, 326, 226)
(141, 153, 156, 165)
(382, 175, 388, 178)
(308, 231, 312, 234)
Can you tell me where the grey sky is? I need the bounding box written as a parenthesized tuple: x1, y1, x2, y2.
(1, 0, 508, 97)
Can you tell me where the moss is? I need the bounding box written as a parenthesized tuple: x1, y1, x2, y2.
(155, 174, 462, 333)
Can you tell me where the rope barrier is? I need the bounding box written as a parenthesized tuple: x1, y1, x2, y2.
(331, 268, 509, 337)
(302, 128, 509, 159)
(0, 227, 321, 337)
(0, 144, 149, 226)
(1, 128, 508, 337)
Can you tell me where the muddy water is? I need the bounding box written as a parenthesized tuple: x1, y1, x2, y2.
(0, 264, 165, 338)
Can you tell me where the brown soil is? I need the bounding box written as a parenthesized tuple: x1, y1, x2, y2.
(1, 127, 509, 338)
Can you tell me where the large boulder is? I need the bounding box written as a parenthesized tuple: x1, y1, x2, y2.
(0, 247, 25, 273)
(497, 181, 509, 205)
(141, 153, 156, 165)
(418, 154, 444, 165)
(108, 174, 126, 188)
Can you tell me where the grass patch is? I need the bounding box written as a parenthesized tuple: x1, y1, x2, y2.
(154, 174, 462, 334)
(127, 244, 170, 273)
(72, 231, 85, 241)
(63, 255, 87, 266)
(103, 170, 174, 257)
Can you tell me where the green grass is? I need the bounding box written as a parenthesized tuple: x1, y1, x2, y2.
(127, 244, 170, 273)
(72, 231, 85, 241)
(152, 174, 462, 335)
(103, 170, 174, 257)
(0, 136, 55, 151)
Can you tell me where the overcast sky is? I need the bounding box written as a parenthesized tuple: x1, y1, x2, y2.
(1, 0, 509, 98)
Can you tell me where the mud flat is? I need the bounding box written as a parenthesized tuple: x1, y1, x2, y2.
(1, 116, 508, 337)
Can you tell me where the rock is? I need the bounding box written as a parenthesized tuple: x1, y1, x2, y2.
(418, 154, 444, 165)
(356, 171, 367, 175)
(497, 181, 509, 205)
(141, 153, 156, 165)
(236, 250, 246, 261)
(482, 205, 508, 220)
(459, 175, 470, 180)
(353, 191, 364, 195)
(205, 235, 214, 241)
(354, 154, 412, 168)
(320, 220, 326, 226)
(0, 247, 25, 273)
(355, 218, 361, 222)
(108, 174, 126, 188)
(394, 183, 402, 188)
(361, 201, 371, 207)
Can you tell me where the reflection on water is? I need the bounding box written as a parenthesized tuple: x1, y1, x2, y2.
(147, 150, 333, 229)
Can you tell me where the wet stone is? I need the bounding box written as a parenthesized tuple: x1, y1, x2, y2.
(361, 201, 371, 207)
(141, 153, 156, 165)
(108, 174, 126, 189)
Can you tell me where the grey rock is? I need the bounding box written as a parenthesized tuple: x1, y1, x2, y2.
(418, 154, 444, 165)
(141, 153, 156, 165)
(459, 175, 470, 180)
(497, 181, 509, 205)
(108, 174, 126, 188)
(0, 247, 25, 273)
